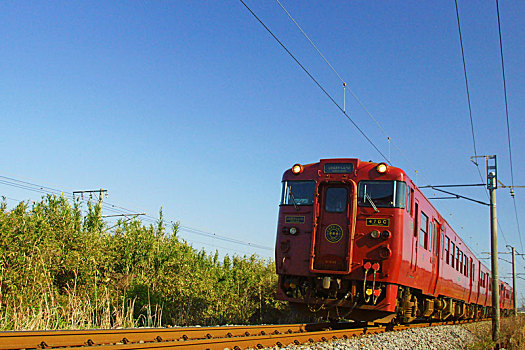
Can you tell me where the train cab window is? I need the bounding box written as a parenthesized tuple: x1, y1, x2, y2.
(420, 212, 428, 249)
(357, 181, 406, 208)
(281, 181, 316, 206)
(325, 187, 348, 213)
(444, 236, 450, 264)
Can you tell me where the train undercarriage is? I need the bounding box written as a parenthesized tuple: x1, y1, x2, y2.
(280, 275, 506, 324)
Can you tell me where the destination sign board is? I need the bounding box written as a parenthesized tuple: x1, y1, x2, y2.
(323, 163, 354, 174)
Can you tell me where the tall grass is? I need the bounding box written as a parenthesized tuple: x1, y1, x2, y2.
(466, 316, 525, 350)
(0, 195, 286, 330)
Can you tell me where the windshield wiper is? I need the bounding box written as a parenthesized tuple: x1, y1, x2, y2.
(363, 185, 380, 213)
(288, 188, 300, 211)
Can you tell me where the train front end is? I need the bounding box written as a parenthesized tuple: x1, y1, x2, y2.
(275, 158, 407, 321)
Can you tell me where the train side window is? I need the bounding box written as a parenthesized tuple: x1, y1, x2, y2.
(464, 256, 469, 277)
(410, 189, 414, 216)
(451, 243, 455, 268)
(444, 236, 450, 264)
(456, 249, 460, 271)
(434, 221, 440, 255)
(420, 212, 428, 249)
(396, 182, 407, 209)
(459, 252, 463, 274)
(405, 187, 412, 213)
(406, 187, 412, 213)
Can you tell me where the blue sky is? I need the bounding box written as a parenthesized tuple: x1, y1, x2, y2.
(1, 1, 524, 300)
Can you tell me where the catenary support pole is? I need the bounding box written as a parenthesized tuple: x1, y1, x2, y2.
(488, 170, 500, 342)
(511, 246, 517, 316)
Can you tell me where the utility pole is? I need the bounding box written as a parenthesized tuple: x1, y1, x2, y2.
(511, 246, 516, 316)
(472, 154, 500, 342)
(487, 156, 500, 343)
(73, 189, 108, 202)
(507, 245, 517, 316)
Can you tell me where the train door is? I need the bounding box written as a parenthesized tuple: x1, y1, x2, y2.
(310, 181, 357, 273)
(410, 202, 419, 272)
(428, 219, 440, 294)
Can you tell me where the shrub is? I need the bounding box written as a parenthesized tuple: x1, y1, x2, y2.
(0, 195, 286, 330)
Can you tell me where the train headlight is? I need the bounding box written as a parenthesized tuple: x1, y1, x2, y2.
(370, 230, 380, 239)
(292, 164, 304, 175)
(376, 163, 388, 174)
(381, 230, 391, 239)
(289, 227, 298, 235)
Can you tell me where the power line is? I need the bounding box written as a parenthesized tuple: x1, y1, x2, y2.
(453, 2, 512, 248)
(274, 0, 421, 178)
(453, 0, 487, 189)
(0, 174, 273, 252)
(242, 0, 511, 262)
(495, 0, 515, 188)
(239, 0, 390, 164)
(495, 0, 524, 254)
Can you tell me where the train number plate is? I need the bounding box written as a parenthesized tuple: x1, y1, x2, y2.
(285, 216, 305, 224)
(366, 218, 390, 227)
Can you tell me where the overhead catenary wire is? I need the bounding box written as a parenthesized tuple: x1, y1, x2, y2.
(239, 0, 391, 164)
(0, 175, 273, 252)
(453, 1, 509, 247)
(274, 0, 420, 178)
(495, 0, 524, 254)
(453, 0, 487, 189)
(242, 0, 512, 258)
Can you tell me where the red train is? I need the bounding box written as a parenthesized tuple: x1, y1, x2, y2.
(275, 158, 513, 323)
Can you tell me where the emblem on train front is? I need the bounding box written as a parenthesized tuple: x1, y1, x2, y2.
(325, 224, 343, 243)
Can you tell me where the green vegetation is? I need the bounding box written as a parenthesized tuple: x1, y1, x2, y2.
(0, 195, 287, 330)
(466, 316, 525, 350)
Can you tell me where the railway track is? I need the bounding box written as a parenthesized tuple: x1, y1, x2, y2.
(1, 319, 487, 350)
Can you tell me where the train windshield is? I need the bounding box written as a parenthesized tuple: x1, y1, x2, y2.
(357, 181, 406, 208)
(281, 181, 316, 206)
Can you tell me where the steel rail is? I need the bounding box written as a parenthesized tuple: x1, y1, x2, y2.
(0, 319, 489, 350)
(0, 323, 313, 349)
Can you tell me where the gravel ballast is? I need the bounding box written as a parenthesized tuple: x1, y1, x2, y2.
(263, 323, 479, 350)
